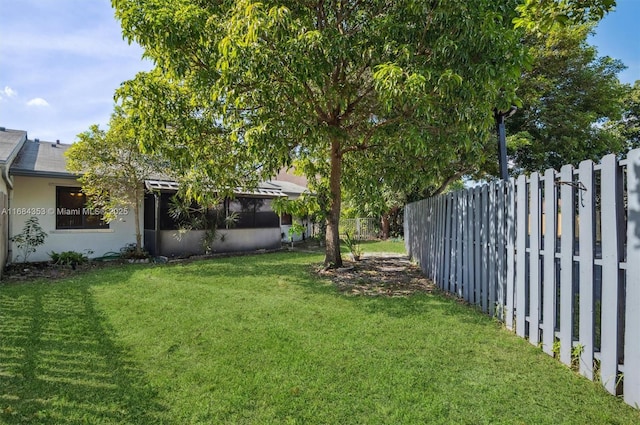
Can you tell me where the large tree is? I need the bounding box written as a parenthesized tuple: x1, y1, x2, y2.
(505, 23, 627, 173)
(113, 0, 529, 266)
(614, 80, 640, 151)
(66, 109, 166, 255)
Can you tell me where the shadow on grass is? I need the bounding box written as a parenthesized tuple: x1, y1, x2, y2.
(0, 276, 167, 424)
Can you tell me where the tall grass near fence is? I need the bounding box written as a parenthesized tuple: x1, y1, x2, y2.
(404, 149, 640, 409)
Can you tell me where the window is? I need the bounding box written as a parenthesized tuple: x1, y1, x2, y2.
(281, 213, 293, 225)
(56, 187, 108, 230)
(228, 197, 279, 229)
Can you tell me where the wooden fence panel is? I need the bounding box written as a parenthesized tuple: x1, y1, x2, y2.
(481, 185, 490, 313)
(543, 168, 557, 355)
(559, 164, 575, 367)
(578, 160, 595, 380)
(464, 189, 474, 303)
(600, 154, 622, 394)
(474, 187, 482, 306)
(530, 172, 542, 345)
(497, 181, 506, 319)
(455, 191, 464, 298)
(516, 174, 528, 338)
(488, 182, 497, 316)
(505, 180, 516, 330)
(625, 149, 640, 407)
(402, 147, 640, 410)
(443, 194, 452, 291)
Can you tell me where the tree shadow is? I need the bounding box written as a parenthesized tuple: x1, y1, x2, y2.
(0, 277, 167, 424)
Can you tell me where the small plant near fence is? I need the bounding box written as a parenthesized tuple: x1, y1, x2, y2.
(287, 222, 306, 247)
(10, 216, 47, 263)
(344, 231, 362, 261)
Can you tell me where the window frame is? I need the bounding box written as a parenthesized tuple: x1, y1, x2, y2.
(55, 186, 109, 230)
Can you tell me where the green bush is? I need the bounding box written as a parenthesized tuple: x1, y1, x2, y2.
(49, 250, 89, 266)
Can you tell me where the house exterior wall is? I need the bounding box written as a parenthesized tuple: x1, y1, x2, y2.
(9, 175, 143, 262)
(280, 218, 313, 242)
(157, 228, 281, 257)
(0, 178, 8, 271)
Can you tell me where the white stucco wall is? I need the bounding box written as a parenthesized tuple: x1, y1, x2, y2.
(9, 176, 143, 263)
(280, 218, 312, 242)
(0, 177, 8, 271)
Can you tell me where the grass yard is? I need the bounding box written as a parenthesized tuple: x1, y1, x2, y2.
(1, 247, 639, 424)
(342, 238, 407, 254)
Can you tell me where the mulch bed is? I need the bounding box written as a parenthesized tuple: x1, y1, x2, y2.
(318, 254, 436, 297)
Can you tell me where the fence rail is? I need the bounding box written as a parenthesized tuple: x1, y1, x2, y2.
(404, 150, 640, 409)
(340, 218, 378, 240)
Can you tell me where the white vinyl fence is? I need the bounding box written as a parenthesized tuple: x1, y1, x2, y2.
(340, 218, 378, 240)
(404, 150, 640, 409)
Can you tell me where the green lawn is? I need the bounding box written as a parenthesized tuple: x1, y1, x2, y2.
(340, 238, 407, 255)
(1, 250, 639, 424)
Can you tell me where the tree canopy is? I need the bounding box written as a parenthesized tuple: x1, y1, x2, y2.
(505, 23, 627, 173)
(113, 0, 532, 266)
(66, 109, 167, 254)
(110, 0, 620, 265)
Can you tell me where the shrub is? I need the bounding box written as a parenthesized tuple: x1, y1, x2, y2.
(49, 250, 90, 266)
(11, 217, 47, 263)
(120, 243, 149, 259)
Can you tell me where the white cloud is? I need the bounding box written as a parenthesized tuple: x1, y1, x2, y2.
(26, 98, 50, 107)
(1, 86, 17, 98)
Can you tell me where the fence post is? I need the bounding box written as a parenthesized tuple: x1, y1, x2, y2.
(624, 148, 640, 407)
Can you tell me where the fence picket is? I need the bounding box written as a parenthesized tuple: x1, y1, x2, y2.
(464, 189, 473, 302)
(489, 182, 497, 316)
(516, 174, 528, 338)
(530, 172, 542, 345)
(600, 154, 621, 394)
(543, 169, 557, 355)
(474, 187, 482, 306)
(497, 181, 506, 319)
(578, 160, 595, 380)
(505, 179, 516, 330)
(559, 164, 575, 367)
(456, 191, 464, 297)
(624, 149, 640, 407)
(481, 185, 490, 313)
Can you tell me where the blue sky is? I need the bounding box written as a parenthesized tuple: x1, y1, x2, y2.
(0, 0, 638, 144)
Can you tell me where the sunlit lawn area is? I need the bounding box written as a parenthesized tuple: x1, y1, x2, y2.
(1, 245, 639, 424)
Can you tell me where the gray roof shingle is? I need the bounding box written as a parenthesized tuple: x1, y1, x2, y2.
(10, 139, 74, 178)
(0, 128, 27, 164)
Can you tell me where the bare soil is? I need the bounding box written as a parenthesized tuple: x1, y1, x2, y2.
(318, 253, 436, 297)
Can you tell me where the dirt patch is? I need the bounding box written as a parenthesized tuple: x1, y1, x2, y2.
(2, 261, 121, 284)
(318, 253, 436, 297)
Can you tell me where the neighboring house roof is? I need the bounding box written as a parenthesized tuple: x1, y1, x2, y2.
(0, 127, 27, 165)
(144, 179, 288, 198)
(10, 139, 75, 179)
(4, 127, 311, 198)
(263, 180, 309, 198)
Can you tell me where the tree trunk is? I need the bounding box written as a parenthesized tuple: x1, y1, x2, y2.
(134, 197, 143, 255)
(324, 137, 343, 267)
(381, 213, 390, 239)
